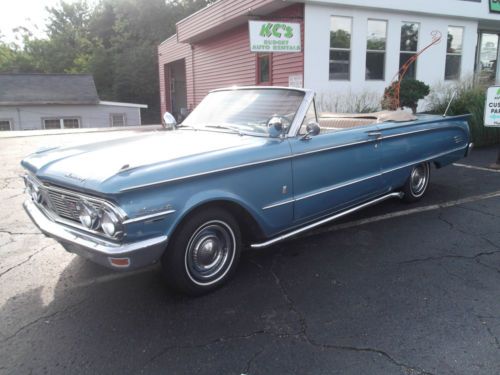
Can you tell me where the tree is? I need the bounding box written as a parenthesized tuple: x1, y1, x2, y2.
(0, 0, 212, 123)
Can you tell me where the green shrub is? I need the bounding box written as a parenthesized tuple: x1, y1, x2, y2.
(382, 79, 430, 113)
(426, 79, 500, 147)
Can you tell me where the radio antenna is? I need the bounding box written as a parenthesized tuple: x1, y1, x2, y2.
(443, 91, 457, 117)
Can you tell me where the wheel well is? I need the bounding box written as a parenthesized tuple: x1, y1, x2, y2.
(172, 200, 265, 246)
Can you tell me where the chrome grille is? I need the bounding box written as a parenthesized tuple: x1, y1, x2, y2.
(40, 186, 101, 222)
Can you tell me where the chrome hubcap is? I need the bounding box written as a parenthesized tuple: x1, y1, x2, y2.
(185, 221, 235, 285)
(410, 163, 429, 196)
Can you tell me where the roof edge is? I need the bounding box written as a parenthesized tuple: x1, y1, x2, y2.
(99, 101, 148, 109)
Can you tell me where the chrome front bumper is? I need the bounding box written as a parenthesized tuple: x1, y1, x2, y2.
(24, 199, 168, 270)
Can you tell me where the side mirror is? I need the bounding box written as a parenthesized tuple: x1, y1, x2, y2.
(267, 116, 284, 138)
(302, 121, 320, 139)
(162, 112, 177, 129)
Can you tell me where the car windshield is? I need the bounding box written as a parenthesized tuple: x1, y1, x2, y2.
(182, 89, 305, 136)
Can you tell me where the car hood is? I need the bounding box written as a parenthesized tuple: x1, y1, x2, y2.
(22, 130, 271, 194)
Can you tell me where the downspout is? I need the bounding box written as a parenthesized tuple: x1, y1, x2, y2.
(191, 44, 196, 110)
(496, 36, 500, 85)
(16, 107, 22, 130)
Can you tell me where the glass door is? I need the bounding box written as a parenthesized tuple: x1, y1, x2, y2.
(476, 32, 499, 85)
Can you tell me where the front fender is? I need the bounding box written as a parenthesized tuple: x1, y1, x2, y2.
(166, 189, 264, 239)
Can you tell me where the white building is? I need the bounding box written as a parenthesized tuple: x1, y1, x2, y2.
(304, 0, 499, 110)
(0, 74, 147, 131)
(158, 0, 500, 114)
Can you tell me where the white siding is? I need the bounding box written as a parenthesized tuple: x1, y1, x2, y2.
(0, 104, 142, 130)
(304, 0, 498, 23)
(304, 4, 478, 111)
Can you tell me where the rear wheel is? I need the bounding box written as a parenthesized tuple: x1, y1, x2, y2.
(162, 208, 241, 295)
(402, 162, 430, 202)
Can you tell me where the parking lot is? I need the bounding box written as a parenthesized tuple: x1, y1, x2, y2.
(0, 129, 499, 375)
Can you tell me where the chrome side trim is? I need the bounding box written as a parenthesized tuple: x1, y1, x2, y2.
(294, 172, 382, 202)
(121, 139, 374, 192)
(123, 209, 176, 224)
(291, 138, 376, 157)
(381, 144, 468, 175)
(261, 144, 467, 210)
(261, 172, 381, 210)
(262, 199, 295, 210)
(251, 192, 404, 249)
(378, 127, 456, 140)
(120, 128, 468, 193)
(120, 154, 294, 192)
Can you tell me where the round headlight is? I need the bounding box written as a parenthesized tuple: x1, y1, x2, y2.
(101, 209, 121, 237)
(78, 202, 100, 230)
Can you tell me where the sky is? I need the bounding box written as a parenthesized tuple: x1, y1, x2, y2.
(0, 0, 71, 44)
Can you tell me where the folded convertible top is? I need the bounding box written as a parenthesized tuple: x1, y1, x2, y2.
(319, 109, 417, 123)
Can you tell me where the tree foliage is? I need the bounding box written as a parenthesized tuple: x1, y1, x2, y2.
(0, 0, 211, 123)
(382, 79, 430, 114)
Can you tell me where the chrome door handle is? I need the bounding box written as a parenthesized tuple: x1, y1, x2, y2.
(366, 131, 382, 138)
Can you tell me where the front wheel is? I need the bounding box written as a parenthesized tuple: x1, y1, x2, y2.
(162, 208, 241, 295)
(402, 162, 430, 202)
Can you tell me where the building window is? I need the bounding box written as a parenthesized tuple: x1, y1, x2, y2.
(445, 26, 464, 80)
(0, 119, 12, 131)
(366, 19, 387, 80)
(330, 16, 352, 80)
(43, 118, 80, 129)
(400, 22, 419, 79)
(257, 54, 271, 84)
(111, 113, 126, 127)
(63, 118, 80, 128)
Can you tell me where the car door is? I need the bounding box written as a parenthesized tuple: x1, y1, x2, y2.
(288, 101, 387, 222)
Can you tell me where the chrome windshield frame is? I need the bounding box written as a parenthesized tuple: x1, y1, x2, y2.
(286, 89, 315, 138)
(185, 86, 314, 138)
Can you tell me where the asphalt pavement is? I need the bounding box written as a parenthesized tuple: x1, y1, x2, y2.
(0, 130, 499, 375)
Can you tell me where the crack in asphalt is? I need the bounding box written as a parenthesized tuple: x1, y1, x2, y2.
(475, 258, 500, 275)
(141, 256, 435, 374)
(269, 256, 307, 337)
(456, 205, 500, 219)
(399, 249, 500, 265)
(4, 192, 24, 200)
(0, 244, 51, 279)
(141, 330, 269, 371)
(268, 255, 435, 375)
(476, 315, 500, 351)
(0, 297, 88, 344)
(242, 348, 265, 375)
(437, 212, 472, 237)
(0, 229, 42, 236)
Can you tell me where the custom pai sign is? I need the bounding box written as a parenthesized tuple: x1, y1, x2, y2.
(490, 0, 500, 13)
(249, 21, 301, 53)
(484, 86, 500, 127)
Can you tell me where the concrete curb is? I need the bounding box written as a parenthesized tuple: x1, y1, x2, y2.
(0, 124, 163, 139)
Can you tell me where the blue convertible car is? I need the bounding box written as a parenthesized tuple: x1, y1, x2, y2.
(22, 87, 472, 294)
